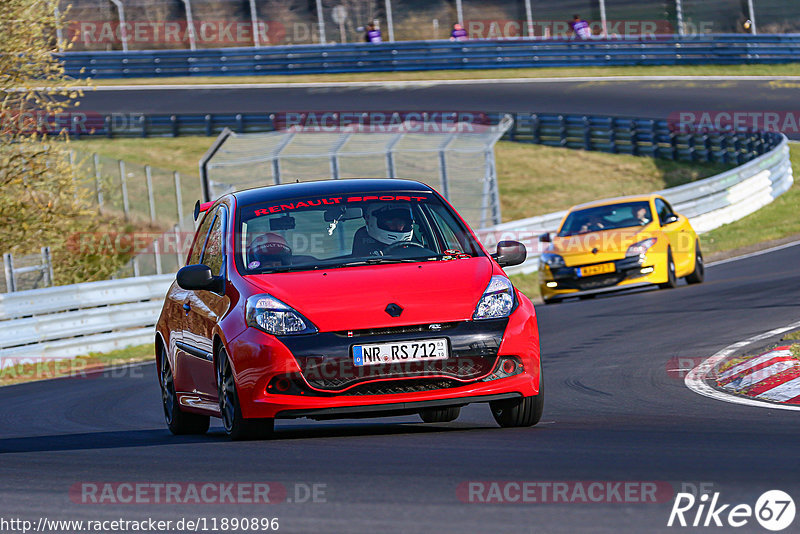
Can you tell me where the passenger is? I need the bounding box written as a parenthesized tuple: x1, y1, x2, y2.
(579, 214, 605, 233)
(247, 232, 292, 269)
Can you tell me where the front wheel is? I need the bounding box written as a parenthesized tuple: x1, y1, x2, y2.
(658, 248, 678, 289)
(490, 367, 544, 428)
(216, 347, 274, 441)
(685, 241, 705, 284)
(159, 345, 209, 435)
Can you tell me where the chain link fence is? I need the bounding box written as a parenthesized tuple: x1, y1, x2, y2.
(59, 0, 799, 51)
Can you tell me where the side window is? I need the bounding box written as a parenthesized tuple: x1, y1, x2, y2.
(201, 209, 225, 275)
(187, 210, 215, 265)
(654, 198, 673, 226)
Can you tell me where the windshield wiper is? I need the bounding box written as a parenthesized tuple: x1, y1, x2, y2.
(337, 257, 434, 267)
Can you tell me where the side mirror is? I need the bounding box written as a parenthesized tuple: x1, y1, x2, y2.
(538, 232, 552, 243)
(176, 264, 224, 294)
(493, 240, 527, 268)
(663, 214, 680, 225)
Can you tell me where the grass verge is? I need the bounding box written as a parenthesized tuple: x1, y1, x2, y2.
(0, 344, 153, 387)
(700, 144, 800, 259)
(81, 63, 800, 86)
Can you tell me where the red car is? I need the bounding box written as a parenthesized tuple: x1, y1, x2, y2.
(155, 179, 543, 440)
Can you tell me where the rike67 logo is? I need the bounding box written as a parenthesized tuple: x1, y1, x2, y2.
(668, 490, 795, 531)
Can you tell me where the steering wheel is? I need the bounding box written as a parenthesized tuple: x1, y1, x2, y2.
(383, 241, 425, 252)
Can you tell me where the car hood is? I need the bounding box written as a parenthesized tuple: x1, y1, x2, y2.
(243, 257, 495, 332)
(550, 225, 655, 266)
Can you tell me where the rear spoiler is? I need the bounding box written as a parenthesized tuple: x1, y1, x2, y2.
(193, 200, 215, 221)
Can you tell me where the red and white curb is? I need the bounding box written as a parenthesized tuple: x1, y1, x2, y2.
(717, 347, 800, 403)
(685, 319, 800, 411)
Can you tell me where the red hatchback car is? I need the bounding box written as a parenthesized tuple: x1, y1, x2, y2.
(155, 179, 543, 439)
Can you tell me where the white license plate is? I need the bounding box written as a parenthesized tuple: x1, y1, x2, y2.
(352, 338, 448, 367)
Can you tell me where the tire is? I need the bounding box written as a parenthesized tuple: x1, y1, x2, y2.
(579, 294, 596, 300)
(685, 241, 705, 285)
(490, 366, 544, 428)
(658, 248, 678, 289)
(216, 347, 274, 441)
(159, 345, 210, 435)
(542, 298, 558, 305)
(419, 406, 461, 423)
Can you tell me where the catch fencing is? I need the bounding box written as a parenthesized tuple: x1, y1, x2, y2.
(1, 249, 55, 294)
(60, 35, 800, 78)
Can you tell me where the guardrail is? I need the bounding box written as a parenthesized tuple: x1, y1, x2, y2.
(484, 133, 792, 275)
(61, 35, 800, 78)
(0, 274, 173, 364)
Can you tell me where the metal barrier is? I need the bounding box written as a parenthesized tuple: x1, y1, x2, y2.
(60, 35, 800, 79)
(0, 274, 173, 363)
(482, 133, 793, 274)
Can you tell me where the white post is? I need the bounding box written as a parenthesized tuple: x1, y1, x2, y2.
(249, 0, 261, 47)
(315, 0, 327, 44)
(109, 0, 129, 52)
(385, 0, 395, 42)
(746, 0, 758, 35)
(53, 2, 64, 51)
(675, 0, 684, 36)
(598, 0, 608, 37)
(456, 0, 464, 27)
(524, 0, 534, 39)
(145, 165, 157, 222)
(181, 0, 198, 50)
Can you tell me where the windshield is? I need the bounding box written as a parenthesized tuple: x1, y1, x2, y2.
(557, 201, 653, 237)
(236, 192, 484, 274)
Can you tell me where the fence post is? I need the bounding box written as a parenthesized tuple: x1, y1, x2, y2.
(675, 0, 685, 36)
(145, 164, 157, 222)
(181, 0, 198, 50)
(119, 160, 130, 220)
(93, 153, 104, 208)
(437, 133, 457, 200)
(109, 0, 129, 52)
(153, 240, 163, 275)
(174, 171, 184, 222)
(315, 0, 327, 44)
(174, 224, 183, 267)
(41, 247, 54, 287)
(3, 253, 16, 293)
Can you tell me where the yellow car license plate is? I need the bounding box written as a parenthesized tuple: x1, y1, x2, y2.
(578, 263, 615, 277)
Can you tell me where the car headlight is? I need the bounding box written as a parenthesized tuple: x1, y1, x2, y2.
(473, 276, 515, 320)
(539, 253, 565, 269)
(626, 238, 658, 257)
(246, 295, 317, 336)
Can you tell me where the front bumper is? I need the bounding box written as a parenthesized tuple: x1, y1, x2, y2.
(225, 298, 540, 420)
(539, 254, 661, 301)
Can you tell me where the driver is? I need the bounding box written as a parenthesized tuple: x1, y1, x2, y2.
(352, 203, 414, 257)
(247, 232, 292, 269)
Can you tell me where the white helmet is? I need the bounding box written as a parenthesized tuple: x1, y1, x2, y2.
(365, 203, 414, 245)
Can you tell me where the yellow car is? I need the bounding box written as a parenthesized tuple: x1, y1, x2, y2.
(538, 194, 704, 304)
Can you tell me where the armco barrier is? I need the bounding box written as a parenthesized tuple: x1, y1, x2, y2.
(60, 35, 800, 78)
(0, 274, 173, 363)
(485, 134, 792, 275)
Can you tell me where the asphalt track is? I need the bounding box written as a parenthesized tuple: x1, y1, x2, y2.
(74, 78, 800, 124)
(2, 243, 800, 533)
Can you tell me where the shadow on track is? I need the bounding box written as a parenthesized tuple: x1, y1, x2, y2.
(0, 421, 500, 454)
